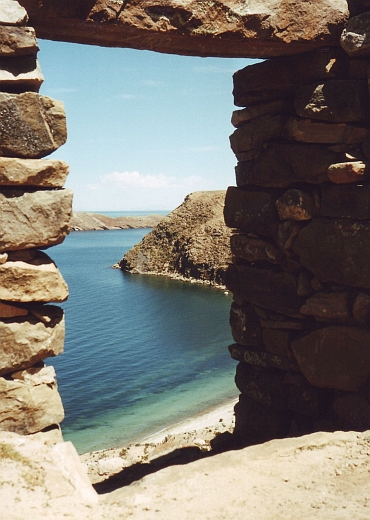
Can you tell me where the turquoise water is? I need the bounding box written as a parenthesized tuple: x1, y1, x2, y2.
(48, 229, 237, 454)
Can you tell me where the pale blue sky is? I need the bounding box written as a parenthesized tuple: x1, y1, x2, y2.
(38, 40, 258, 212)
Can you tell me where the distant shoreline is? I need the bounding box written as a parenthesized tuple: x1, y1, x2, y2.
(70, 211, 165, 231)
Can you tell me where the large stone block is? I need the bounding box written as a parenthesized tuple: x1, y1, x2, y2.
(235, 142, 338, 188)
(224, 186, 279, 237)
(283, 117, 369, 144)
(295, 80, 369, 123)
(0, 189, 72, 251)
(293, 218, 370, 288)
(234, 393, 291, 445)
(0, 157, 69, 187)
(230, 234, 284, 264)
(231, 100, 292, 128)
(341, 11, 370, 57)
(300, 291, 351, 321)
(235, 362, 289, 411)
(233, 49, 349, 107)
(291, 326, 370, 391)
(0, 0, 28, 25)
(229, 302, 262, 347)
(0, 26, 38, 56)
(0, 252, 68, 302)
(0, 306, 64, 376)
(225, 264, 305, 318)
(229, 344, 299, 372)
(17, 1, 348, 58)
(320, 184, 370, 219)
(0, 365, 64, 434)
(229, 114, 284, 155)
(0, 55, 43, 92)
(0, 92, 66, 158)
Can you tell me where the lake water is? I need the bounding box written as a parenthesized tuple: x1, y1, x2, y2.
(48, 228, 238, 454)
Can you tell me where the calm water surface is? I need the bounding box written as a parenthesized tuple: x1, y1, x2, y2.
(48, 228, 237, 454)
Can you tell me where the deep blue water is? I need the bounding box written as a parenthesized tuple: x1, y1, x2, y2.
(48, 228, 237, 454)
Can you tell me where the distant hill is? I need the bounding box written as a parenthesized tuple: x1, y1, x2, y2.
(117, 191, 232, 288)
(70, 212, 165, 231)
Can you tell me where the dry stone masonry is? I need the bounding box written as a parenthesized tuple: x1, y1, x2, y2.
(3, 0, 370, 450)
(0, 0, 71, 441)
(225, 9, 370, 444)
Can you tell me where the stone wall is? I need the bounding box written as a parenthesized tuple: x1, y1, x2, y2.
(225, 11, 370, 445)
(0, 2, 71, 440)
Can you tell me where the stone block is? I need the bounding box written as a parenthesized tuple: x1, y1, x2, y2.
(231, 99, 292, 128)
(293, 218, 370, 288)
(225, 264, 305, 318)
(0, 189, 72, 251)
(0, 92, 66, 158)
(0, 26, 38, 56)
(224, 187, 279, 238)
(295, 80, 369, 123)
(229, 302, 262, 347)
(283, 117, 369, 144)
(291, 326, 370, 391)
(332, 394, 370, 430)
(233, 49, 349, 107)
(0, 55, 43, 92)
(327, 161, 367, 184)
(353, 292, 370, 323)
(0, 0, 28, 25)
(341, 11, 370, 57)
(230, 234, 284, 264)
(297, 271, 313, 297)
(286, 377, 320, 419)
(0, 252, 68, 302)
(320, 184, 370, 219)
(0, 157, 69, 187)
(276, 189, 314, 221)
(300, 291, 351, 321)
(235, 362, 289, 411)
(0, 306, 64, 376)
(0, 365, 64, 434)
(276, 221, 303, 250)
(229, 344, 300, 372)
(229, 114, 284, 154)
(234, 394, 291, 445)
(262, 329, 294, 358)
(235, 142, 338, 188)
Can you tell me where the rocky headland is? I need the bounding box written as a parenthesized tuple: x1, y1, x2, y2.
(70, 212, 164, 231)
(117, 191, 232, 288)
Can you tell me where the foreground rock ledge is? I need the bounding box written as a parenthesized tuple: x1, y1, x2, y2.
(18, 0, 348, 58)
(2, 429, 370, 519)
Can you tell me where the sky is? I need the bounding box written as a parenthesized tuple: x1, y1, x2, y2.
(38, 40, 259, 212)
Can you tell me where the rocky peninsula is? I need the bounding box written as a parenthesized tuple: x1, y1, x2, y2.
(117, 191, 232, 287)
(70, 212, 164, 231)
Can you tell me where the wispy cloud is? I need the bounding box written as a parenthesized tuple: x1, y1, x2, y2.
(117, 93, 138, 100)
(140, 79, 163, 87)
(45, 87, 78, 94)
(99, 171, 215, 191)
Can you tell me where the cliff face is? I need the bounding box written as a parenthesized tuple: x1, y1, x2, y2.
(70, 212, 164, 231)
(119, 191, 232, 287)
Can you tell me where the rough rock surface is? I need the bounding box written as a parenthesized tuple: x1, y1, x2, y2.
(0, 26, 38, 56)
(0, 365, 64, 434)
(3, 428, 370, 519)
(0, 0, 28, 26)
(0, 188, 72, 251)
(0, 157, 69, 187)
(71, 212, 164, 231)
(17, 0, 348, 58)
(119, 191, 232, 287)
(0, 307, 64, 376)
(0, 92, 66, 157)
(0, 253, 68, 302)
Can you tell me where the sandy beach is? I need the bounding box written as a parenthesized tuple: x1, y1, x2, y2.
(80, 398, 238, 487)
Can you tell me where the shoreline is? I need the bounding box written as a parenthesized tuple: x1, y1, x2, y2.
(80, 397, 238, 485)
